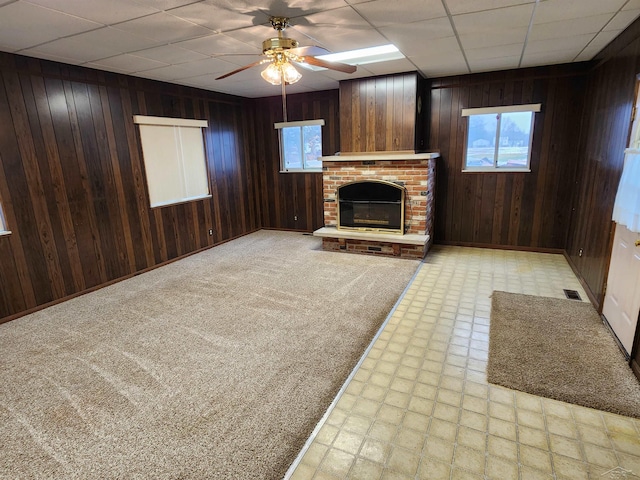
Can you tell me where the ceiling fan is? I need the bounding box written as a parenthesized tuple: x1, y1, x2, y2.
(215, 16, 357, 84)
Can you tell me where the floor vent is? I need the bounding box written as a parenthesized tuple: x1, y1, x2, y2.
(563, 289, 582, 301)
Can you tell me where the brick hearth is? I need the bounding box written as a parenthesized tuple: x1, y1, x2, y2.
(314, 152, 438, 259)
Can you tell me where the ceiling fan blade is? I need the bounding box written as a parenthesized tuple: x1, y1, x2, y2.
(215, 59, 266, 80)
(288, 45, 330, 57)
(299, 56, 357, 74)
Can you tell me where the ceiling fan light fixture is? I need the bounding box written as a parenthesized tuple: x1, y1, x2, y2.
(261, 63, 282, 85)
(260, 61, 302, 85)
(282, 62, 301, 84)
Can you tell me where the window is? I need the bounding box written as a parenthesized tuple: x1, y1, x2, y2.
(275, 120, 325, 172)
(462, 104, 541, 172)
(0, 202, 8, 235)
(134, 115, 210, 208)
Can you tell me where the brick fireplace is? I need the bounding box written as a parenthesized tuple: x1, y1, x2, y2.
(314, 152, 438, 259)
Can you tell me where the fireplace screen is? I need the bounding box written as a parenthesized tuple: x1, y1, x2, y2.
(337, 180, 405, 234)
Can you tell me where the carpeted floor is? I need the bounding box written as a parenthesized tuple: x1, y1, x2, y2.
(0, 230, 420, 479)
(488, 291, 640, 418)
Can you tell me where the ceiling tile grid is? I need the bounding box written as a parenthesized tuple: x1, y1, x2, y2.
(0, 0, 638, 97)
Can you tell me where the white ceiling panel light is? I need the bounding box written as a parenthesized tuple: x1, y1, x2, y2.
(316, 44, 405, 65)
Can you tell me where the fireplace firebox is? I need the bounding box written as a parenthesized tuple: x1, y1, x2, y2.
(337, 180, 405, 234)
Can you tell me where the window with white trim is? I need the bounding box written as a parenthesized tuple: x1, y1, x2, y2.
(134, 115, 211, 208)
(462, 104, 541, 172)
(275, 119, 324, 172)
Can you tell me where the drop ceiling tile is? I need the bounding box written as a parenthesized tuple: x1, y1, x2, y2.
(129, 0, 203, 9)
(166, 2, 270, 33)
(468, 55, 521, 72)
(136, 64, 199, 81)
(0, 2, 102, 51)
(520, 48, 581, 68)
(222, 23, 278, 46)
(166, 57, 240, 77)
(17, 50, 84, 66)
(534, 0, 626, 24)
(574, 44, 604, 62)
(361, 58, 417, 75)
(444, 0, 535, 15)
(520, 50, 576, 68)
(26, 0, 158, 25)
(87, 54, 169, 73)
(174, 33, 261, 56)
(294, 27, 387, 53)
(130, 44, 210, 64)
(21, 38, 119, 64)
(458, 27, 528, 50)
(604, 9, 640, 31)
(213, 54, 265, 68)
(291, 6, 383, 52)
(453, 3, 535, 34)
(380, 18, 456, 57)
(352, 0, 447, 27)
(588, 29, 623, 50)
(529, 14, 611, 41)
(465, 43, 523, 61)
(410, 50, 469, 77)
(114, 12, 213, 43)
(525, 33, 593, 55)
(22, 27, 163, 63)
(624, 0, 640, 10)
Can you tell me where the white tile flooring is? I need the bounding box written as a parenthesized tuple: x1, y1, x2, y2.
(287, 246, 640, 480)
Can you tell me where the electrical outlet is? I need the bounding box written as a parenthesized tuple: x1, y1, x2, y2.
(208, 229, 213, 236)
(579, 248, 583, 257)
(294, 215, 298, 221)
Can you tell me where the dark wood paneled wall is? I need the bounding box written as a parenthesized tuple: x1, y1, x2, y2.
(429, 65, 588, 249)
(340, 72, 421, 153)
(0, 53, 260, 321)
(252, 90, 340, 232)
(566, 19, 640, 307)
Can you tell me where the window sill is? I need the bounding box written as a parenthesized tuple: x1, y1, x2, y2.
(462, 168, 531, 173)
(150, 194, 212, 209)
(280, 169, 322, 174)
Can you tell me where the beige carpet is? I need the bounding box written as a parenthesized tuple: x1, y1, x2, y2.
(0, 230, 419, 479)
(488, 291, 640, 418)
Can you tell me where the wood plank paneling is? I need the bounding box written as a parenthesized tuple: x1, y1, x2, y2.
(566, 18, 640, 308)
(252, 90, 340, 232)
(0, 52, 260, 322)
(429, 65, 588, 249)
(340, 73, 419, 153)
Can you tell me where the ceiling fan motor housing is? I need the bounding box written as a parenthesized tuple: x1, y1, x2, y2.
(262, 37, 299, 55)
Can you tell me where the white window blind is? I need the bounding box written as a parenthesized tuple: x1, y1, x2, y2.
(134, 115, 210, 208)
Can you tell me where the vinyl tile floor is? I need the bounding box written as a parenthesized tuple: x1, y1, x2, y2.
(287, 246, 640, 480)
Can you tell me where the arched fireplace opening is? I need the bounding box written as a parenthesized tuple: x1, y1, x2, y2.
(337, 180, 405, 234)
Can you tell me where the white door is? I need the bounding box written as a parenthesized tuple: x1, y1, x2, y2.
(602, 223, 640, 354)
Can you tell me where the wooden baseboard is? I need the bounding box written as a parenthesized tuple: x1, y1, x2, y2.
(434, 240, 564, 254)
(0, 228, 261, 325)
(261, 227, 317, 233)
